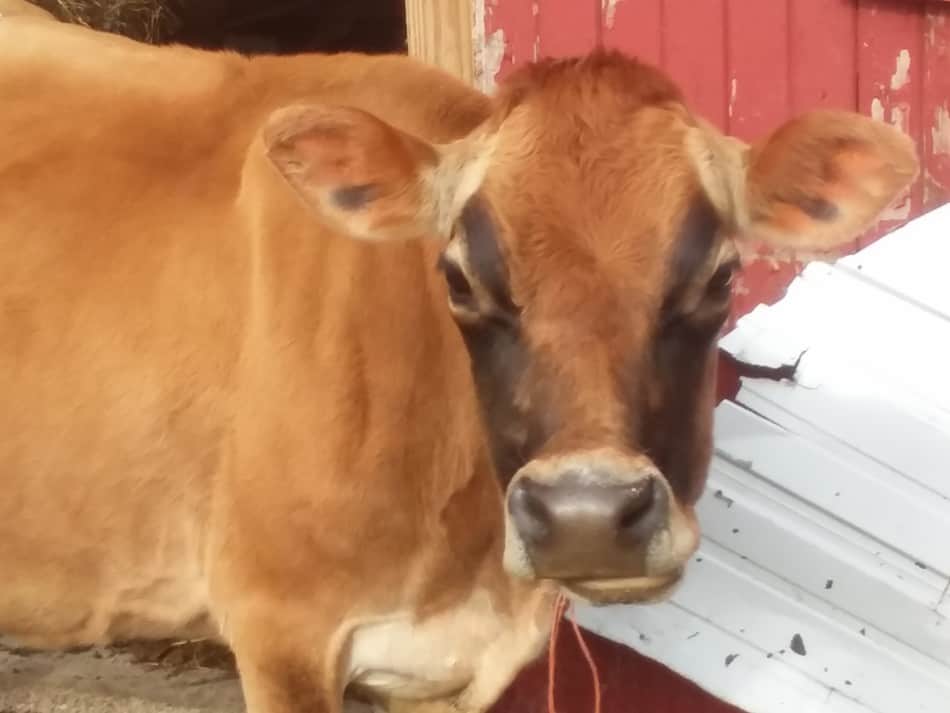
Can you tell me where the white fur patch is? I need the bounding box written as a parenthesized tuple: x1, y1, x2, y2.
(429, 131, 496, 238)
(342, 587, 551, 706)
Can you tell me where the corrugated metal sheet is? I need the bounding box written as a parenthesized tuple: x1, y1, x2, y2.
(479, 0, 950, 326)
(573, 203, 950, 713)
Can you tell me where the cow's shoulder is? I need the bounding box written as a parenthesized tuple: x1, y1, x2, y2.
(0, 18, 491, 162)
(249, 52, 493, 145)
(0, 14, 218, 85)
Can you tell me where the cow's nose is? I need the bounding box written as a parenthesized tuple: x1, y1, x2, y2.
(507, 472, 669, 580)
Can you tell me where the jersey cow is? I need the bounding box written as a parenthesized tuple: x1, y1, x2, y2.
(0, 9, 917, 713)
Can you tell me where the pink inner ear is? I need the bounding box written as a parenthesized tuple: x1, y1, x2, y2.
(267, 107, 375, 174)
(290, 132, 364, 186)
(266, 105, 438, 205)
(261, 105, 450, 243)
(830, 148, 898, 202)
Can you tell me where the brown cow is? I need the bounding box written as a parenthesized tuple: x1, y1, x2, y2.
(0, 13, 916, 713)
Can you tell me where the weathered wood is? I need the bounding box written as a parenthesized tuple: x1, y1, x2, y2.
(405, 0, 474, 84)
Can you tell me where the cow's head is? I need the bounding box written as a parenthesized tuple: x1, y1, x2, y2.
(261, 52, 917, 604)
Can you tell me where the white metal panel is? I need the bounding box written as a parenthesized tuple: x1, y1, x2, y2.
(577, 599, 846, 713)
(837, 202, 950, 319)
(713, 401, 950, 575)
(720, 268, 950, 497)
(720, 264, 950, 425)
(574, 205, 950, 713)
(576, 540, 950, 713)
(704, 448, 949, 655)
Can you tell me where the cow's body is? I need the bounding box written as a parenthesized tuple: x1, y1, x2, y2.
(0, 10, 918, 713)
(0, 15, 549, 710)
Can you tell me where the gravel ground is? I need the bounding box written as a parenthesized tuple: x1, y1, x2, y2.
(0, 638, 245, 713)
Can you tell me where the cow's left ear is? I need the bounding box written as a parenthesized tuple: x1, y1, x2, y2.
(687, 110, 919, 251)
(262, 104, 493, 242)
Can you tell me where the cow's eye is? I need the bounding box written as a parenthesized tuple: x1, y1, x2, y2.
(443, 261, 474, 303)
(707, 261, 737, 298)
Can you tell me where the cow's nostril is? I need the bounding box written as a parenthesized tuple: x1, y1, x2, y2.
(617, 477, 666, 544)
(617, 479, 655, 529)
(507, 479, 552, 546)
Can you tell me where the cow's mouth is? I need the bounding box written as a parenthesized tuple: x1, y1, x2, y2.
(559, 570, 684, 606)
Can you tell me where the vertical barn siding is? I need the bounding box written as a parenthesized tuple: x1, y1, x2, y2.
(922, 9, 950, 210)
(482, 0, 950, 324)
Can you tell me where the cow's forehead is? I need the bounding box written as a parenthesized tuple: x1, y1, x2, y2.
(490, 49, 687, 122)
(474, 51, 711, 304)
(477, 140, 705, 318)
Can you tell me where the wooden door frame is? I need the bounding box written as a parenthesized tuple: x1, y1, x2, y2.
(404, 0, 476, 84)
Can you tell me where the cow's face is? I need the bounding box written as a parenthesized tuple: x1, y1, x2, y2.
(262, 51, 917, 604)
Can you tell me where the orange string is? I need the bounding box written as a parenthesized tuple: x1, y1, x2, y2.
(547, 593, 602, 713)
(568, 610, 603, 713)
(547, 595, 567, 713)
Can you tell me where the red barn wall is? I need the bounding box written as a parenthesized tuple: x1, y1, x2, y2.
(480, 2, 950, 712)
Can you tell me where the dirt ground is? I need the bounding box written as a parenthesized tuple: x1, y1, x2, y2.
(0, 638, 245, 713)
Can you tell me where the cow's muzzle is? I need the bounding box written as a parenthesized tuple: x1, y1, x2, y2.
(502, 449, 697, 604)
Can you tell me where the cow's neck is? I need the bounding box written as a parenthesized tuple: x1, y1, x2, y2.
(234, 148, 512, 613)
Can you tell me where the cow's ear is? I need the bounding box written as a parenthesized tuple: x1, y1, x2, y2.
(262, 104, 492, 242)
(687, 110, 918, 252)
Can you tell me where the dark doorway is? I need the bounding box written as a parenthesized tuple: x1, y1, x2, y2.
(29, 0, 407, 55)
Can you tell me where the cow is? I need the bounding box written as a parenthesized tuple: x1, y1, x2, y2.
(0, 11, 917, 713)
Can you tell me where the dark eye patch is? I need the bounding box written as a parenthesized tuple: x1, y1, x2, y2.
(437, 255, 474, 303)
(459, 196, 517, 313)
(707, 258, 740, 299)
(662, 192, 721, 312)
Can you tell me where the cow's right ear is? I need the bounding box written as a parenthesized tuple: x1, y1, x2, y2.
(262, 104, 493, 242)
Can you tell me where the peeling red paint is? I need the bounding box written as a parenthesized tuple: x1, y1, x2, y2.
(891, 49, 912, 90)
(482, 0, 535, 82)
(601, 0, 623, 30)
(922, 8, 950, 211)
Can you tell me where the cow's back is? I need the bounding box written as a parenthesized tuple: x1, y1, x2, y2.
(0, 20, 250, 646)
(0, 18, 490, 648)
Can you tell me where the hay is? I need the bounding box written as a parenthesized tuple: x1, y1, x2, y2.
(29, 0, 181, 43)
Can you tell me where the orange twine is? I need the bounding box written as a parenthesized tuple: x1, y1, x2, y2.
(547, 593, 602, 713)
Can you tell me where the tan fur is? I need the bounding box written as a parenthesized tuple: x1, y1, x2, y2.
(0, 16, 917, 713)
(0, 0, 56, 20)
